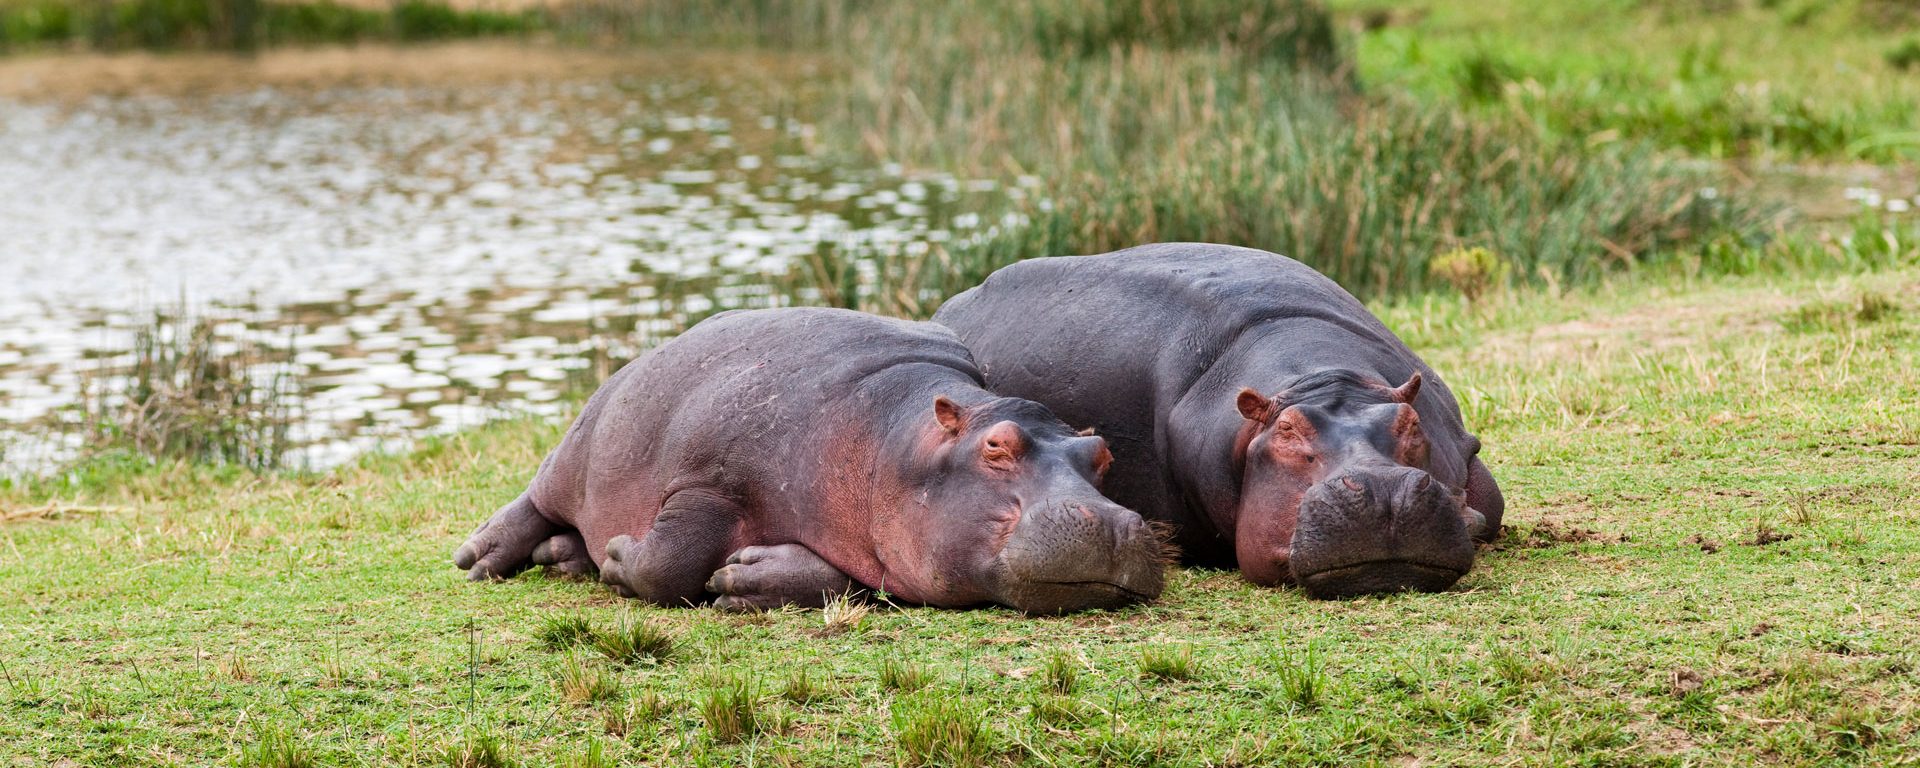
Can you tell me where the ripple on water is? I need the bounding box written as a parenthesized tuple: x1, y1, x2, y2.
(0, 69, 984, 474)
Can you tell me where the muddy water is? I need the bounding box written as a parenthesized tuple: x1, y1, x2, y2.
(0, 50, 995, 473)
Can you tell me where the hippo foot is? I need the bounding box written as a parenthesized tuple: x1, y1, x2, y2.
(705, 544, 859, 612)
(599, 490, 746, 606)
(599, 535, 647, 600)
(453, 494, 557, 581)
(531, 531, 597, 579)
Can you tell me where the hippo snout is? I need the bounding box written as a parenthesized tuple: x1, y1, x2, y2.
(991, 499, 1167, 614)
(1288, 467, 1475, 600)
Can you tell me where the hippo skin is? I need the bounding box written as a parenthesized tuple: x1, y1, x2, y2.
(453, 307, 1166, 613)
(934, 243, 1504, 598)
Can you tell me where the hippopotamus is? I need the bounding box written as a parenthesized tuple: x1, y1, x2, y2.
(933, 243, 1503, 598)
(452, 307, 1166, 613)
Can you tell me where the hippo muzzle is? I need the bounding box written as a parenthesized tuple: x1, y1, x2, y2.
(989, 498, 1167, 614)
(1286, 466, 1476, 599)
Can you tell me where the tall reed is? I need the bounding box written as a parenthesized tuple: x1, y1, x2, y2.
(67, 313, 296, 471)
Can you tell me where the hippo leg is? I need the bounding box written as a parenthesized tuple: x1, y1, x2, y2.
(705, 544, 860, 612)
(453, 493, 559, 581)
(1465, 456, 1505, 543)
(599, 489, 738, 606)
(531, 531, 597, 579)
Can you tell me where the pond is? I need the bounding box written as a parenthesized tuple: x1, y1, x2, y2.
(0, 46, 1002, 474)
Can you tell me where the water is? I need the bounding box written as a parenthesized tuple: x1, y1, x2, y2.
(0, 55, 995, 473)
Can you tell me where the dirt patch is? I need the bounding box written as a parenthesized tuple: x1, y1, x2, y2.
(1669, 668, 1705, 696)
(1498, 519, 1628, 549)
(0, 501, 124, 524)
(0, 42, 828, 101)
(1476, 291, 1799, 365)
(1685, 534, 1723, 553)
(1747, 523, 1793, 547)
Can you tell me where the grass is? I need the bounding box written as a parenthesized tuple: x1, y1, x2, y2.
(553, 652, 620, 705)
(695, 673, 761, 743)
(780, 667, 824, 704)
(1272, 646, 1328, 710)
(442, 723, 513, 768)
(818, 592, 870, 635)
(1041, 649, 1079, 696)
(601, 691, 667, 738)
(790, 0, 1771, 302)
(879, 655, 932, 693)
(237, 725, 315, 768)
(590, 612, 674, 665)
(894, 695, 995, 767)
(1328, 0, 1920, 161)
(1137, 643, 1199, 682)
(534, 612, 595, 651)
(0, 0, 543, 52)
(4, 266, 1917, 763)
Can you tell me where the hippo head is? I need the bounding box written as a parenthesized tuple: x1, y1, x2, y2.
(900, 396, 1167, 614)
(1231, 370, 1487, 598)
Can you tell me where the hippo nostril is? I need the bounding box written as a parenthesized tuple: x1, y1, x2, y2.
(1463, 507, 1489, 541)
(1415, 474, 1433, 492)
(1341, 476, 1364, 493)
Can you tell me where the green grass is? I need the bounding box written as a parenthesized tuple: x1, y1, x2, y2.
(237, 724, 316, 768)
(6, 266, 1917, 764)
(0, 0, 543, 52)
(552, 652, 620, 705)
(695, 672, 762, 743)
(1329, 0, 1920, 161)
(796, 0, 1770, 301)
(1137, 643, 1199, 682)
(589, 612, 675, 665)
(893, 694, 995, 767)
(1041, 649, 1079, 695)
(533, 612, 595, 651)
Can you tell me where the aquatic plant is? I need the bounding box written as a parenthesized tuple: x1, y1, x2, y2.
(65, 312, 296, 471)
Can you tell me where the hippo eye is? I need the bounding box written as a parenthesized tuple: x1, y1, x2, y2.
(979, 421, 1027, 467)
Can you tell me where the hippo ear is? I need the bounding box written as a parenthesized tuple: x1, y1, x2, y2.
(933, 396, 966, 434)
(1235, 388, 1275, 424)
(1389, 372, 1423, 404)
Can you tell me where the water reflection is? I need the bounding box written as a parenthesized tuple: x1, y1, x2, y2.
(0, 67, 991, 472)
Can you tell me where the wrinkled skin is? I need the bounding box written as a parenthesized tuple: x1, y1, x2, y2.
(452, 308, 1165, 613)
(935, 243, 1503, 598)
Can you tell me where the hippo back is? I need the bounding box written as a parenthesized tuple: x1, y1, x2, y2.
(935, 243, 1473, 557)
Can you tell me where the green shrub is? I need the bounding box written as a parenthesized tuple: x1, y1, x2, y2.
(1887, 38, 1920, 71)
(1429, 247, 1512, 302)
(0, 0, 538, 51)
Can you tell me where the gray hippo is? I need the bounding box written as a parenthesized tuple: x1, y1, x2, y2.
(453, 307, 1166, 613)
(934, 243, 1503, 598)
